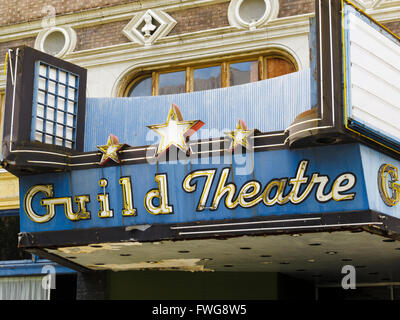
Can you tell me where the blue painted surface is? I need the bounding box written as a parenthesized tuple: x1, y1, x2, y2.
(84, 70, 311, 151)
(19, 144, 370, 233)
(0, 259, 75, 277)
(360, 144, 400, 219)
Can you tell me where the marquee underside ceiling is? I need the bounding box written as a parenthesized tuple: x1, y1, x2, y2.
(45, 229, 400, 287)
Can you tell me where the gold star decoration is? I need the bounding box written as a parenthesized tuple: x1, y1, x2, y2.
(97, 134, 125, 165)
(225, 120, 254, 151)
(147, 104, 204, 157)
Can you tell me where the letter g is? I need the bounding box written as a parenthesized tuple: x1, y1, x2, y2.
(24, 185, 55, 223)
(378, 164, 400, 207)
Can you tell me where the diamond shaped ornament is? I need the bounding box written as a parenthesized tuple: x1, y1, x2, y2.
(123, 9, 177, 46)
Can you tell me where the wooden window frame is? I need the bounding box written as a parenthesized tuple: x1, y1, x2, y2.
(156, 68, 187, 96)
(123, 73, 153, 97)
(227, 58, 262, 86)
(124, 52, 297, 97)
(191, 63, 223, 92)
(265, 55, 297, 80)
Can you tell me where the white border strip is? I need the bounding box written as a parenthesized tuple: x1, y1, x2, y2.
(175, 222, 384, 235)
(170, 217, 322, 230)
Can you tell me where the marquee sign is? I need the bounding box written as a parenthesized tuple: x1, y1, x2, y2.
(342, 1, 400, 154)
(288, 0, 400, 158)
(23, 158, 357, 224)
(19, 144, 366, 233)
(2, 0, 400, 257)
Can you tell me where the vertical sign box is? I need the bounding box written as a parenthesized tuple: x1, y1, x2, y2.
(1, 46, 87, 173)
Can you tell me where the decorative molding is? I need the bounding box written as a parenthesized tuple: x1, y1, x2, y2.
(0, 0, 399, 92)
(122, 9, 177, 46)
(351, 0, 380, 9)
(376, 0, 400, 8)
(110, 15, 310, 97)
(0, 171, 19, 210)
(34, 26, 77, 58)
(355, 0, 400, 10)
(0, 0, 398, 45)
(0, 0, 229, 43)
(0, 13, 312, 91)
(228, 0, 279, 30)
(368, 5, 400, 22)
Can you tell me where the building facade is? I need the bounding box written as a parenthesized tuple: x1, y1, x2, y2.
(0, 0, 400, 300)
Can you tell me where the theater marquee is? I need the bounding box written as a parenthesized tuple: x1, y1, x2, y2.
(3, 0, 400, 272)
(23, 158, 357, 225)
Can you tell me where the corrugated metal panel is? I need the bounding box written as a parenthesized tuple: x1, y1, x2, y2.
(84, 69, 311, 151)
(348, 12, 400, 141)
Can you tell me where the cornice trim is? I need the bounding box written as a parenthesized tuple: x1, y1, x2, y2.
(0, 0, 229, 43)
(0, 14, 312, 89)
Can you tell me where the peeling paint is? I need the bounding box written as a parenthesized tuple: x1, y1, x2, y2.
(86, 259, 214, 272)
(43, 232, 396, 275)
(125, 224, 151, 232)
(55, 242, 142, 255)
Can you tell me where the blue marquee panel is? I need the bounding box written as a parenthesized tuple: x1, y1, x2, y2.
(19, 143, 371, 233)
(360, 144, 400, 219)
(83, 69, 311, 151)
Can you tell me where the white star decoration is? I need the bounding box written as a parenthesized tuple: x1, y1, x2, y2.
(97, 134, 125, 165)
(147, 104, 204, 157)
(225, 120, 254, 150)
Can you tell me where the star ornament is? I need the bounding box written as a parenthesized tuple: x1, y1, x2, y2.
(97, 134, 125, 165)
(225, 120, 255, 151)
(147, 104, 204, 157)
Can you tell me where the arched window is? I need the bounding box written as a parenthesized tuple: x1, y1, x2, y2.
(124, 53, 297, 97)
(126, 75, 152, 97)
